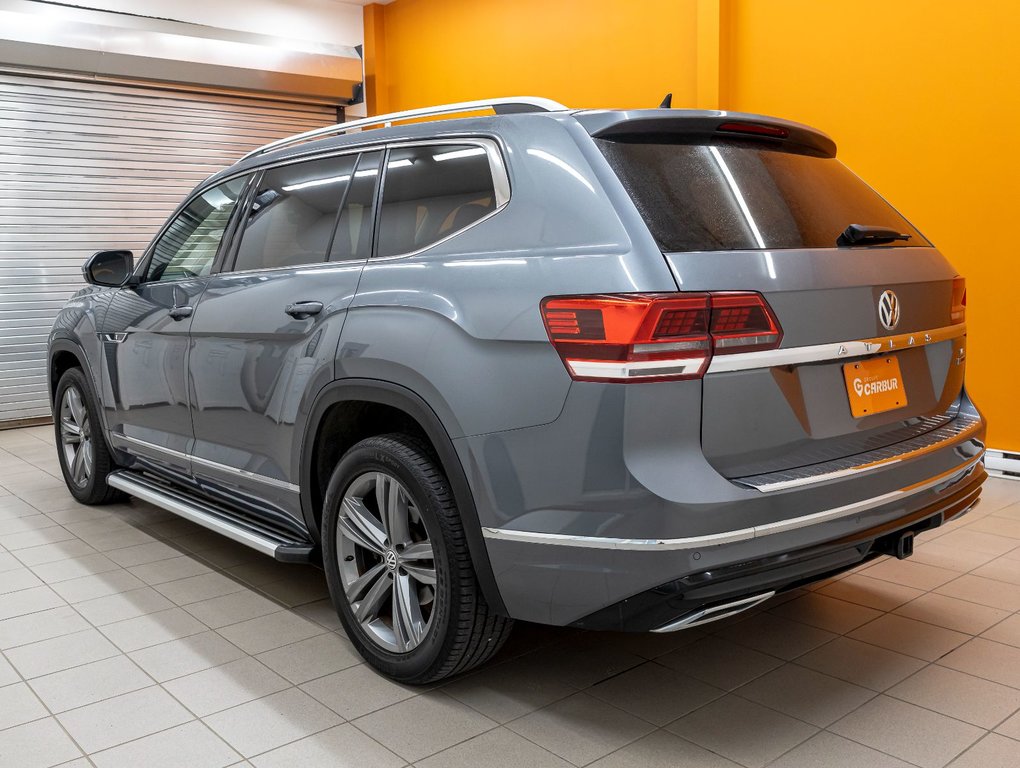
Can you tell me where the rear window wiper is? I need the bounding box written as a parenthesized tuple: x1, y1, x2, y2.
(837, 223, 912, 246)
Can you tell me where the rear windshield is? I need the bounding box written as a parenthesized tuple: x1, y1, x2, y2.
(596, 138, 927, 252)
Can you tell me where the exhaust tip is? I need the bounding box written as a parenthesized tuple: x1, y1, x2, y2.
(651, 591, 776, 633)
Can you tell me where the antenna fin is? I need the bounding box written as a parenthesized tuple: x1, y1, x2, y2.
(659, 92, 672, 109)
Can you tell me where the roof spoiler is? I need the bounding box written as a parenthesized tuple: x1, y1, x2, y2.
(576, 109, 837, 158)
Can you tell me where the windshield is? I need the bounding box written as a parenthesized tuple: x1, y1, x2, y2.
(596, 138, 928, 252)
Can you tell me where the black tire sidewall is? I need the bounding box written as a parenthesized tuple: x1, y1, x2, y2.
(54, 367, 112, 504)
(322, 436, 458, 682)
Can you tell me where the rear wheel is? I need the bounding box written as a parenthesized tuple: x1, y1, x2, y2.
(322, 433, 512, 683)
(53, 367, 121, 505)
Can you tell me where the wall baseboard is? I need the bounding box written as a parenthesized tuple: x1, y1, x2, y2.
(986, 449, 1020, 481)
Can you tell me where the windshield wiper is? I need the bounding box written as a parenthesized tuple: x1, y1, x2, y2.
(837, 223, 912, 246)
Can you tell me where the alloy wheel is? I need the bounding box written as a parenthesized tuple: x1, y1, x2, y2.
(337, 471, 437, 652)
(59, 385, 93, 488)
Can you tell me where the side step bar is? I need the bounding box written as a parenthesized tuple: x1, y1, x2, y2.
(651, 591, 776, 633)
(107, 470, 314, 562)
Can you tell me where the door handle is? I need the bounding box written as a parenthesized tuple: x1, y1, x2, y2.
(168, 306, 193, 320)
(285, 301, 324, 320)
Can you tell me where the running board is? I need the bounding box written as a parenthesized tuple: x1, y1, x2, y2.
(651, 591, 776, 633)
(107, 471, 314, 562)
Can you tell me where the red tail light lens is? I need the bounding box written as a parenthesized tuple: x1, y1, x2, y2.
(541, 292, 782, 382)
(717, 121, 789, 139)
(950, 276, 966, 324)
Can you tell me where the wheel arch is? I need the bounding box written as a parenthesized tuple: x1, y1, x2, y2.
(300, 379, 507, 616)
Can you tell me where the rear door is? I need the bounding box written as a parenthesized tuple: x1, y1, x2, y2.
(595, 134, 966, 479)
(186, 150, 381, 522)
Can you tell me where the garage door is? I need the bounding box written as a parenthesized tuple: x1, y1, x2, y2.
(0, 70, 337, 423)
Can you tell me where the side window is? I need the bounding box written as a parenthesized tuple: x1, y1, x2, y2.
(232, 154, 357, 272)
(329, 151, 383, 262)
(376, 143, 497, 258)
(146, 175, 249, 282)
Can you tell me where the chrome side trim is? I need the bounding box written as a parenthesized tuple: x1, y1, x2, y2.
(706, 323, 966, 374)
(567, 356, 707, 380)
(651, 591, 776, 632)
(99, 333, 127, 344)
(737, 414, 983, 493)
(481, 453, 983, 551)
(110, 434, 300, 493)
(107, 472, 279, 557)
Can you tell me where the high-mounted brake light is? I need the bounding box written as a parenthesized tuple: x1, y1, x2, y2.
(716, 121, 789, 139)
(541, 292, 782, 382)
(950, 276, 967, 324)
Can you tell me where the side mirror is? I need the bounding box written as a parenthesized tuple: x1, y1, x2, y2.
(83, 250, 135, 287)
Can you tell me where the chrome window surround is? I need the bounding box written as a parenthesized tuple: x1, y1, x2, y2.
(481, 452, 983, 551)
(110, 434, 300, 493)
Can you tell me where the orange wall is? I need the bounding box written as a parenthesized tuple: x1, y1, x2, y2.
(364, 0, 1019, 450)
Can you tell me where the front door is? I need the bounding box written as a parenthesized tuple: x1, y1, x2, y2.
(187, 151, 381, 522)
(100, 175, 250, 477)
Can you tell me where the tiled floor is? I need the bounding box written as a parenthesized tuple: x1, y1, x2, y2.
(1, 425, 1019, 768)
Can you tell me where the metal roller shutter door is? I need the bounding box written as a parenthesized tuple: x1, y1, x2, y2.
(0, 70, 336, 423)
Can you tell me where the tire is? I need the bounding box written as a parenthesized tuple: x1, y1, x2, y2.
(322, 433, 513, 683)
(53, 367, 122, 505)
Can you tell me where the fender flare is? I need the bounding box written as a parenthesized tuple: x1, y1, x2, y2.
(300, 378, 507, 616)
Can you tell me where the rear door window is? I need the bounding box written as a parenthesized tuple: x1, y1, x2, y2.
(376, 144, 497, 258)
(596, 139, 927, 252)
(232, 154, 357, 272)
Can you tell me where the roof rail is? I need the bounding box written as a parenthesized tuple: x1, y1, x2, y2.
(241, 96, 569, 161)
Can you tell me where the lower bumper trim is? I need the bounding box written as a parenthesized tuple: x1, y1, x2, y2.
(651, 591, 775, 632)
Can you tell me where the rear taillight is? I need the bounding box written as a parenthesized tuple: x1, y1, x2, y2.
(541, 292, 782, 382)
(716, 121, 789, 139)
(951, 276, 967, 324)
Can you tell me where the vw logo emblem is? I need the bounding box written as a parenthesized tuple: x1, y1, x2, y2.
(878, 290, 900, 331)
(384, 550, 398, 571)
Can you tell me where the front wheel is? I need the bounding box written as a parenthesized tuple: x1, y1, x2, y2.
(53, 367, 122, 505)
(322, 433, 512, 683)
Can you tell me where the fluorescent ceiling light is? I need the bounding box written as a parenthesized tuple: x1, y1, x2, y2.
(282, 174, 350, 192)
(433, 147, 486, 162)
(387, 159, 412, 169)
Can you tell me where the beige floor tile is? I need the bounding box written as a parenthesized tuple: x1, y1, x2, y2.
(100, 607, 208, 652)
(155, 572, 247, 605)
(129, 630, 246, 682)
(0, 551, 22, 572)
(0, 653, 18, 687)
(767, 731, 917, 768)
(940, 637, 1020, 688)
(256, 573, 331, 608)
(890, 664, 1020, 729)
(849, 614, 970, 661)
(0, 514, 61, 536)
(936, 529, 1020, 556)
(6, 627, 119, 679)
(797, 637, 926, 691)
(28, 655, 152, 713)
(254, 633, 361, 685)
(948, 732, 1020, 768)
(0, 566, 44, 594)
(4, 526, 76, 550)
(996, 708, 1020, 739)
(667, 693, 816, 768)
(57, 685, 193, 754)
(292, 599, 344, 632)
(716, 611, 836, 660)
(49, 569, 145, 604)
(73, 586, 175, 626)
(863, 558, 960, 590)
(205, 687, 342, 758)
(0, 586, 64, 620)
(162, 657, 290, 717)
(657, 635, 784, 690)
(128, 556, 212, 586)
(0, 717, 82, 768)
(301, 664, 417, 720)
(217, 610, 323, 655)
(104, 541, 184, 568)
(972, 556, 1020, 586)
(913, 541, 999, 572)
(894, 592, 1011, 634)
(768, 592, 884, 634)
(967, 516, 1020, 539)
(417, 726, 570, 768)
(250, 723, 404, 768)
(77, 527, 158, 552)
(90, 721, 240, 768)
(13, 539, 97, 567)
(30, 554, 120, 584)
(587, 661, 723, 726)
(505, 691, 654, 766)
(588, 729, 742, 767)
(586, 627, 704, 660)
(537, 637, 646, 689)
(982, 613, 1020, 648)
(0, 605, 89, 650)
(816, 575, 930, 611)
(183, 590, 282, 630)
(830, 694, 984, 768)
(736, 663, 875, 727)
(43, 504, 114, 524)
(0, 681, 49, 730)
(936, 574, 1020, 611)
(0, 496, 40, 519)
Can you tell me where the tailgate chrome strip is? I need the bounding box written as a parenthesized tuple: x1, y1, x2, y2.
(706, 322, 966, 374)
(482, 453, 983, 551)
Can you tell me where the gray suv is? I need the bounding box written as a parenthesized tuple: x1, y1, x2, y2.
(48, 97, 986, 683)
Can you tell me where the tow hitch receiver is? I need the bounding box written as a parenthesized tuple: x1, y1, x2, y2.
(896, 532, 915, 560)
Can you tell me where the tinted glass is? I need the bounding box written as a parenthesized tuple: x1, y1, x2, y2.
(376, 144, 496, 258)
(147, 175, 249, 282)
(596, 139, 927, 252)
(329, 151, 382, 262)
(233, 154, 357, 272)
